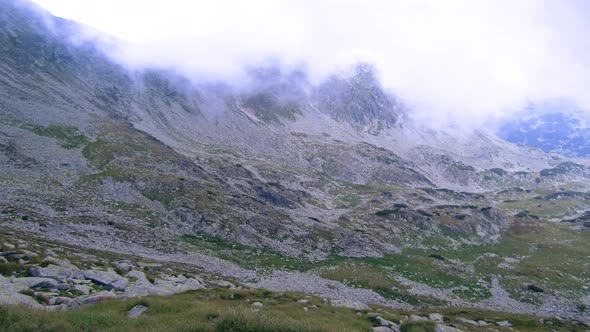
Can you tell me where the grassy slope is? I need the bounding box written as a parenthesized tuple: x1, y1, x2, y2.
(0, 288, 585, 332)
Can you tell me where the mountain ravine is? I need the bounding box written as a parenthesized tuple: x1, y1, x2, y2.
(1, 1, 589, 331)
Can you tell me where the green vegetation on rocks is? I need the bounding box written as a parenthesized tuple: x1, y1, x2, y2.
(32, 125, 88, 149)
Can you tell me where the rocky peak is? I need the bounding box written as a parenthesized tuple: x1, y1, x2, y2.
(314, 63, 402, 134)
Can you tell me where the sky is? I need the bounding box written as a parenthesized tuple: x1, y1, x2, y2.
(30, 0, 590, 129)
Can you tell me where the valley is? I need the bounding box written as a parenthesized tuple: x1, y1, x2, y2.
(1, 0, 590, 331)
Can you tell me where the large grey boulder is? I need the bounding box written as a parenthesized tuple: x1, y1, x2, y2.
(29, 264, 83, 282)
(122, 271, 155, 297)
(83, 269, 129, 291)
(428, 313, 444, 323)
(12, 277, 59, 289)
(377, 316, 396, 328)
(208, 279, 236, 289)
(73, 284, 92, 295)
(123, 271, 204, 298)
(0, 275, 42, 308)
(40, 257, 75, 267)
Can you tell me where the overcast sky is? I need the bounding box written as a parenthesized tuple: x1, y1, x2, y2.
(31, 0, 590, 128)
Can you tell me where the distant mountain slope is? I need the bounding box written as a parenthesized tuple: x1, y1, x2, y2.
(498, 105, 590, 157)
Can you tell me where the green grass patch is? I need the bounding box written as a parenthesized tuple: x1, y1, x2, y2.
(32, 125, 88, 149)
(181, 233, 317, 271)
(336, 194, 361, 208)
(400, 320, 436, 332)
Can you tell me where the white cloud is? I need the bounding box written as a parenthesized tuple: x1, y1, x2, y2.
(31, 0, 590, 128)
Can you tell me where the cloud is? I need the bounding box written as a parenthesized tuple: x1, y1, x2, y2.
(31, 0, 590, 129)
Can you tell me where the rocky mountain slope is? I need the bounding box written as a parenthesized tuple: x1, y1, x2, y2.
(1, 0, 590, 329)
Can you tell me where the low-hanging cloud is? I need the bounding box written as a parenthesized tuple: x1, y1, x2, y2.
(31, 0, 590, 129)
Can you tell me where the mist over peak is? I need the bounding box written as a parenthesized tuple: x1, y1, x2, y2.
(24, 0, 590, 131)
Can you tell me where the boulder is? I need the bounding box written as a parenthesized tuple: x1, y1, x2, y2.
(436, 325, 465, 332)
(377, 316, 396, 327)
(208, 279, 236, 289)
(122, 271, 156, 298)
(30, 264, 83, 282)
(123, 271, 204, 298)
(496, 321, 512, 327)
(128, 304, 148, 318)
(43, 257, 76, 267)
(428, 313, 444, 322)
(73, 284, 92, 295)
(12, 277, 59, 289)
(67, 291, 117, 309)
(1, 242, 15, 250)
(378, 320, 399, 332)
(410, 314, 428, 321)
(251, 302, 263, 308)
(83, 269, 129, 291)
(48, 296, 72, 306)
(115, 262, 133, 275)
(21, 250, 38, 258)
(0, 275, 42, 308)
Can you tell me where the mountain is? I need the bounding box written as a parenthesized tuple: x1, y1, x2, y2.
(1, 0, 590, 328)
(498, 104, 590, 157)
